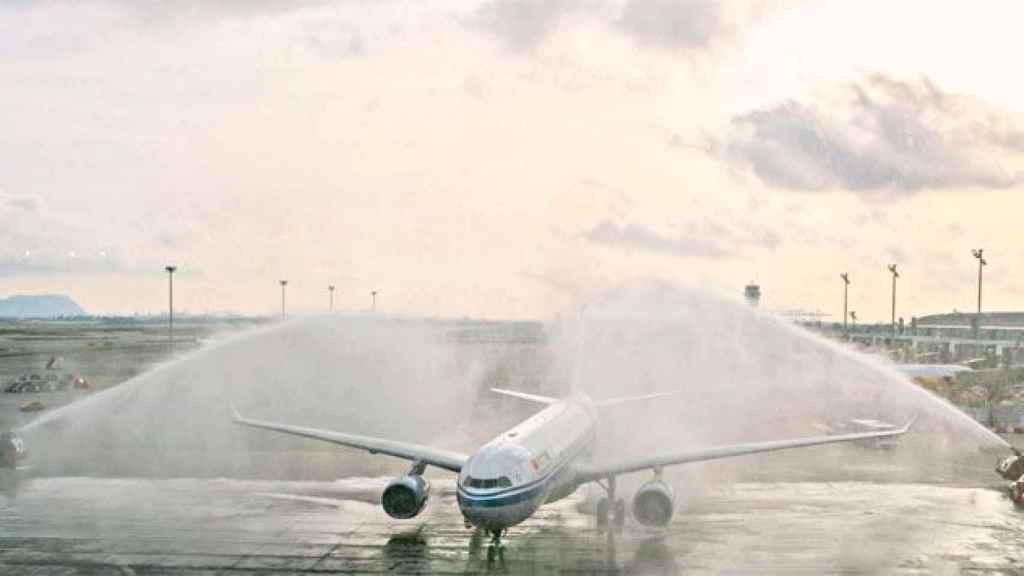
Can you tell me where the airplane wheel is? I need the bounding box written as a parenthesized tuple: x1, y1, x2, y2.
(613, 498, 626, 528)
(596, 497, 610, 528)
(487, 546, 496, 564)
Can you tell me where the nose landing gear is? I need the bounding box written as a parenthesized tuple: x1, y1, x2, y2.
(486, 529, 505, 565)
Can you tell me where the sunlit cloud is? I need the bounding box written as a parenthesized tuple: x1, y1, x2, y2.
(724, 75, 1024, 194)
(584, 219, 780, 260)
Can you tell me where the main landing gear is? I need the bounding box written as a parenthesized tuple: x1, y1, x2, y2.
(487, 529, 506, 564)
(596, 476, 625, 529)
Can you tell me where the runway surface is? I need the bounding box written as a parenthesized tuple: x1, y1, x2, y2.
(0, 475, 1019, 574)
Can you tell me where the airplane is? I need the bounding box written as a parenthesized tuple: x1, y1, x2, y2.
(232, 387, 913, 562)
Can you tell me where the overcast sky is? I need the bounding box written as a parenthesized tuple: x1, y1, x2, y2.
(2, 0, 1023, 320)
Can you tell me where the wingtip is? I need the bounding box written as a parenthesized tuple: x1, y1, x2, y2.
(902, 416, 918, 432)
(230, 403, 243, 422)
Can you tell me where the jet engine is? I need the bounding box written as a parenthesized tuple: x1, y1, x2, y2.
(631, 479, 674, 527)
(0, 431, 26, 469)
(381, 475, 430, 519)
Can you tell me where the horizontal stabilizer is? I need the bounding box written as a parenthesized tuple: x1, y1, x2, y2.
(595, 391, 677, 408)
(490, 388, 559, 405)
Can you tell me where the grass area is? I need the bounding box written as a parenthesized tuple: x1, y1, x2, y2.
(1, 320, 267, 387)
(0, 318, 266, 431)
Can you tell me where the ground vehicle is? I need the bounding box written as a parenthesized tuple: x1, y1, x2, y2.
(0, 432, 27, 468)
(996, 449, 1023, 505)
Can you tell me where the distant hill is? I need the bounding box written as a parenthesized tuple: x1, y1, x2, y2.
(0, 294, 86, 318)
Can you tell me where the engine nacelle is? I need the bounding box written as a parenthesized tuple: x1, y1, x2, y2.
(0, 432, 27, 469)
(632, 479, 675, 527)
(381, 475, 430, 519)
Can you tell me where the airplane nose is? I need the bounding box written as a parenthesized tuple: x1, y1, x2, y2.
(457, 490, 539, 531)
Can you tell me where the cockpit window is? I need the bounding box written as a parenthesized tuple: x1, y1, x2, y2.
(465, 476, 513, 489)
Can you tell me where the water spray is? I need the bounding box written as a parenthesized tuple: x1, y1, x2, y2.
(572, 306, 586, 396)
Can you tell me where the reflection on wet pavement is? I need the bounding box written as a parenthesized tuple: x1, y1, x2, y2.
(0, 476, 1019, 574)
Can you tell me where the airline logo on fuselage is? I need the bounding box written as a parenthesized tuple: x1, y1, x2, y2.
(530, 451, 551, 471)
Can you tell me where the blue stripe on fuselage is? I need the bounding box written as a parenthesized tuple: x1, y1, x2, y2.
(457, 481, 546, 508)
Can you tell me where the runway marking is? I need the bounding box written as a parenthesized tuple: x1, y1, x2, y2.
(308, 520, 368, 571)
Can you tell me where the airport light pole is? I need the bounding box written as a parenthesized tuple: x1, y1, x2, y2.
(165, 265, 177, 349)
(279, 280, 288, 318)
(840, 273, 850, 336)
(371, 290, 378, 313)
(328, 285, 335, 312)
(888, 264, 899, 338)
(972, 249, 987, 341)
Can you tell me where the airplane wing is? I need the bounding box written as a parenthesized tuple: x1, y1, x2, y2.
(231, 406, 468, 473)
(575, 418, 914, 482)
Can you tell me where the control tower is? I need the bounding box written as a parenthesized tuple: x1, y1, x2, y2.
(744, 283, 761, 307)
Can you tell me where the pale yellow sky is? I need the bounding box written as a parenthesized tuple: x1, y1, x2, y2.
(1, 1, 1022, 321)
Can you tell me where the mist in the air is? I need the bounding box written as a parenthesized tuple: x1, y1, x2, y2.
(558, 281, 1005, 505)
(21, 317, 528, 479)
(18, 281, 1002, 498)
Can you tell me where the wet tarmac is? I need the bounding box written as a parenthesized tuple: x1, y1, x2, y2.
(0, 475, 1019, 574)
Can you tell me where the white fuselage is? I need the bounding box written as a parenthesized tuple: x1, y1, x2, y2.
(456, 396, 597, 530)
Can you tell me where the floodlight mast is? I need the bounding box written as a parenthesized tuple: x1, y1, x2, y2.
(165, 265, 177, 349)
(279, 280, 288, 318)
(840, 273, 850, 336)
(887, 264, 899, 338)
(371, 290, 378, 313)
(328, 285, 335, 312)
(972, 249, 987, 341)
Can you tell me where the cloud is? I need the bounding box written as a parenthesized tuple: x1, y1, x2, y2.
(584, 219, 778, 260)
(0, 190, 143, 278)
(725, 75, 1024, 194)
(586, 221, 731, 259)
(0, 251, 125, 277)
(473, 0, 768, 52)
(0, 191, 44, 213)
(616, 0, 783, 51)
(99, 0, 325, 23)
(473, 0, 576, 51)
(617, 0, 726, 50)
(303, 20, 367, 59)
(0, 1, 324, 61)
